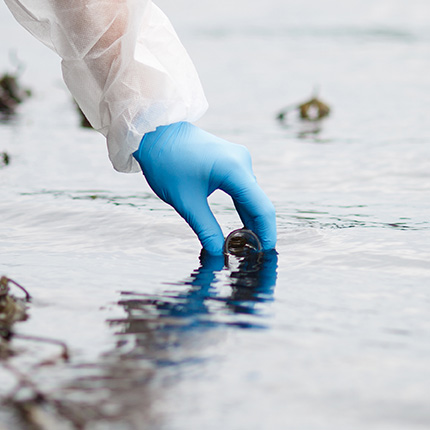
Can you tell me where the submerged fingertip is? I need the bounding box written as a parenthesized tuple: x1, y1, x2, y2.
(262, 241, 277, 252)
(256, 221, 277, 252)
(201, 234, 225, 256)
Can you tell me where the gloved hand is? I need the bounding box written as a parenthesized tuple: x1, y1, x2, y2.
(133, 121, 276, 255)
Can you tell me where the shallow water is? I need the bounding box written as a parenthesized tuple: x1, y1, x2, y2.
(1, 0, 430, 429)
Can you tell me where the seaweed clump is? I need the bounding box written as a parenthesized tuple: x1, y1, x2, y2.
(298, 96, 331, 121)
(0, 276, 30, 346)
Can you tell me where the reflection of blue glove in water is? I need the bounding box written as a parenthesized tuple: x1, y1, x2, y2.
(133, 122, 276, 254)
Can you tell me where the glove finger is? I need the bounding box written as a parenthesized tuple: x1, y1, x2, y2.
(173, 194, 225, 255)
(211, 142, 276, 249)
(229, 181, 277, 251)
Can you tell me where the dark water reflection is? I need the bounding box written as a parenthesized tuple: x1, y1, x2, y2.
(109, 250, 278, 360)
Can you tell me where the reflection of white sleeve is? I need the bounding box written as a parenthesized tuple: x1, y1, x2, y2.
(4, 0, 208, 172)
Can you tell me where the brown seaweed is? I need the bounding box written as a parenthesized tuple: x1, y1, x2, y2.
(298, 96, 331, 120)
(277, 89, 331, 123)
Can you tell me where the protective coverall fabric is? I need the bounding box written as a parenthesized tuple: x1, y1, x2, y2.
(4, 0, 208, 172)
(133, 122, 277, 254)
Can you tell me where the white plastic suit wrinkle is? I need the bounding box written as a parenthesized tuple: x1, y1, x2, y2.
(3, 0, 208, 173)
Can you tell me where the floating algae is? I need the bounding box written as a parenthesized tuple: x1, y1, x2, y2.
(0, 53, 31, 117)
(0, 72, 31, 116)
(0, 152, 10, 169)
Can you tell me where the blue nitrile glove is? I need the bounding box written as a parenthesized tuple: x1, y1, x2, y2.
(133, 121, 276, 255)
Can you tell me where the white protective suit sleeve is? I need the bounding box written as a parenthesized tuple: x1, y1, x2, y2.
(3, 0, 208, 172)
